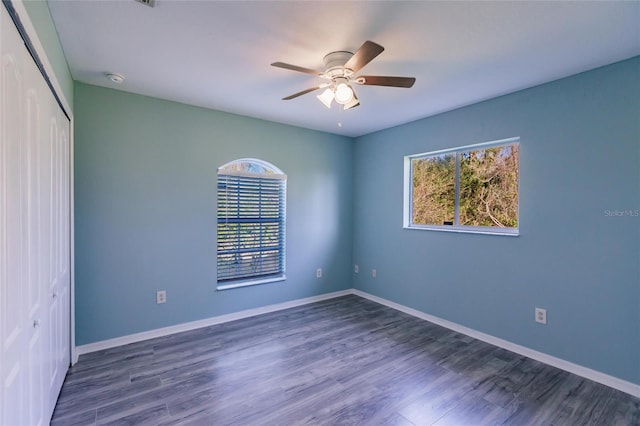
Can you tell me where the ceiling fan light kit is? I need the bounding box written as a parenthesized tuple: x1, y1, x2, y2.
(343, 95, 360, 110)
(272, 40, 416, 111)
(334, 81, 354, 104)
(317, 88, 334, 108)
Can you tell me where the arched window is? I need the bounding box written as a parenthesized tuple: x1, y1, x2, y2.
(217, 159, 286, 289)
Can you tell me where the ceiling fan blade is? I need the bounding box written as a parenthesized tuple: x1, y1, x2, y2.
(344, 41, 384, 73)
(271, 62, 324, 76)
(282, 85, 325, 100)
(356, 76, 416, 88)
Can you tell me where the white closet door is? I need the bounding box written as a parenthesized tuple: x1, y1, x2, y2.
(1, 7, 29, 423)
(25, 49, 46, 426)
(46, 102, 71, 417)
(1, 5, 71, 425)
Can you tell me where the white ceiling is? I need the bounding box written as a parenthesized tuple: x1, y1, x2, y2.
(48, 0, 640, 137)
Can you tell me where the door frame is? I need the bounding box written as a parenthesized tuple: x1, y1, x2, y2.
(5, 0, 77, 364)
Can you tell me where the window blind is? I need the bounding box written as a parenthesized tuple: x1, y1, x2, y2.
(217, 173, 286, 282)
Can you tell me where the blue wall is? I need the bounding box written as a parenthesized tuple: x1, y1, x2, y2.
(74, 59, 639, 386)
(74, 83, 354, 345)
(352, 57, 640, 384)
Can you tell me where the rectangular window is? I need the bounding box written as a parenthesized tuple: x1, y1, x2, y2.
(217, 173, 286, 288)
(404, 137, 519, 236)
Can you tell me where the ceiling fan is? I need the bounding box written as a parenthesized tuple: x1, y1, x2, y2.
(272, 41, 416, 110)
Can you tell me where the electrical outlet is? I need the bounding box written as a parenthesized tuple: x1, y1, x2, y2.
(354, 264, 359, 273)
(316, 268, 322, 278)
(156, 290, 166, 304)
(372, 269, 377, 278)
(535, 307, 547, 324)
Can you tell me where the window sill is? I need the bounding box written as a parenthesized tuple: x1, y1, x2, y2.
(404, 225, 519, 237)
(216, 275, 286, 291)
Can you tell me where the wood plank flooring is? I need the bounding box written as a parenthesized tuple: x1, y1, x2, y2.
(51, 295, 639, 425)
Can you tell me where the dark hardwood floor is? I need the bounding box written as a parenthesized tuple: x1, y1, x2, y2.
(51, 295, 639, 425)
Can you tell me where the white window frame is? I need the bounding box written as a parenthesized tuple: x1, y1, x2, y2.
(404, 137, 520, 236)
(217, 158, 286, 290)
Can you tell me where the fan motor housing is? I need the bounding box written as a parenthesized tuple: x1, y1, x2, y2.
(323, 51, 354, 78)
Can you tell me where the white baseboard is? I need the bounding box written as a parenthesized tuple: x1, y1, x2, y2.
(352, 289, 640, 398)
(74, 288, 639, 398)
(75, 289, 352, 359)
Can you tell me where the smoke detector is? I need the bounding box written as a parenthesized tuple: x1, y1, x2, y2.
(105, 73, 124, 84)
(134, 0, 157, 7)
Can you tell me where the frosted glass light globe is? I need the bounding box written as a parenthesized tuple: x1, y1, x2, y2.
(334, 83, 354, 104)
